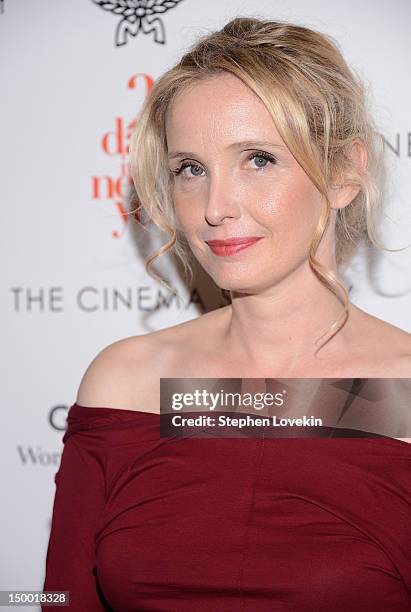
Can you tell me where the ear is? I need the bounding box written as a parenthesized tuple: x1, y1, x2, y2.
(327, 139, 368, 210)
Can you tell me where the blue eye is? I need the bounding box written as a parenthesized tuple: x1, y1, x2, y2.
(171, 150, 277, 180)
(172, 162, 204, 178)
(248, 151, 277, 169)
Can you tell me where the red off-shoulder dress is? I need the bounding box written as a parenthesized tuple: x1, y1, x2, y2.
(42, 403, 411, 611)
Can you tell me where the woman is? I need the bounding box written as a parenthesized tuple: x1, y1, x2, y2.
(43, 17, 411, 611)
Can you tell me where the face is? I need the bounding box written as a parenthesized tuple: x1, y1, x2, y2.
(165, 72, 328, 294)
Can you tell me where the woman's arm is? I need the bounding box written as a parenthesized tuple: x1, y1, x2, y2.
(41, 344, 130, 611)
(42, 422, 110, 611)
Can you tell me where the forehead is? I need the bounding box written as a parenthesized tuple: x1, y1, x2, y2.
(165, 72, 282, 146)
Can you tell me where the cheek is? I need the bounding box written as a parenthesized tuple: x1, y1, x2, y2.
(173, 173, 322, 244)
(258, 179, 322, 238)
(174, 196, 201, 237)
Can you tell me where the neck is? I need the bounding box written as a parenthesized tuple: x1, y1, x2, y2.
(221, 259, 354, 376)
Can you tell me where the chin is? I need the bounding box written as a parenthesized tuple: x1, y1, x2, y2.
(203, 262, 280, 294)
(217, 275, 284, 295)
(214, 278, 265, 295)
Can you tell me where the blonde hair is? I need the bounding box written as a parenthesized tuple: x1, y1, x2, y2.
(129, 16, 392, 354)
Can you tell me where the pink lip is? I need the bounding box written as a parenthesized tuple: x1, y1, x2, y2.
(205, 236, 263, 256)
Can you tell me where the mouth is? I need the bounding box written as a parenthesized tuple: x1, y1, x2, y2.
(205, 236, 263, 257)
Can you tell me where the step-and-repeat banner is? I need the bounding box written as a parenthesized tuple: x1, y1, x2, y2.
(1, 0, 410, 606)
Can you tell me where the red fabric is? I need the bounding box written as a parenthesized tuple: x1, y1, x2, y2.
(42, 403, 411, 611)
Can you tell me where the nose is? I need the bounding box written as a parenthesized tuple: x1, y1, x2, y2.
(204, 175, 242, 226)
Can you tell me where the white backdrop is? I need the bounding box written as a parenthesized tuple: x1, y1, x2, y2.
(1, 1, 410, 609)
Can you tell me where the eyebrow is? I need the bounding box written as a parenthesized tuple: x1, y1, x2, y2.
(167, 140, 286, 160)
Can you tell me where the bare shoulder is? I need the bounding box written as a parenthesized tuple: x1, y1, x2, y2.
(377, 319, 411, 376)
(350, 308, 411, 444)
(74, 310, 221, 413)
(350, 306, 411, 376)
(75, 332, 164, 413)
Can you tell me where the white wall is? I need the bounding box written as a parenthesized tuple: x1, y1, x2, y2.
(0, 0, 410, 608)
